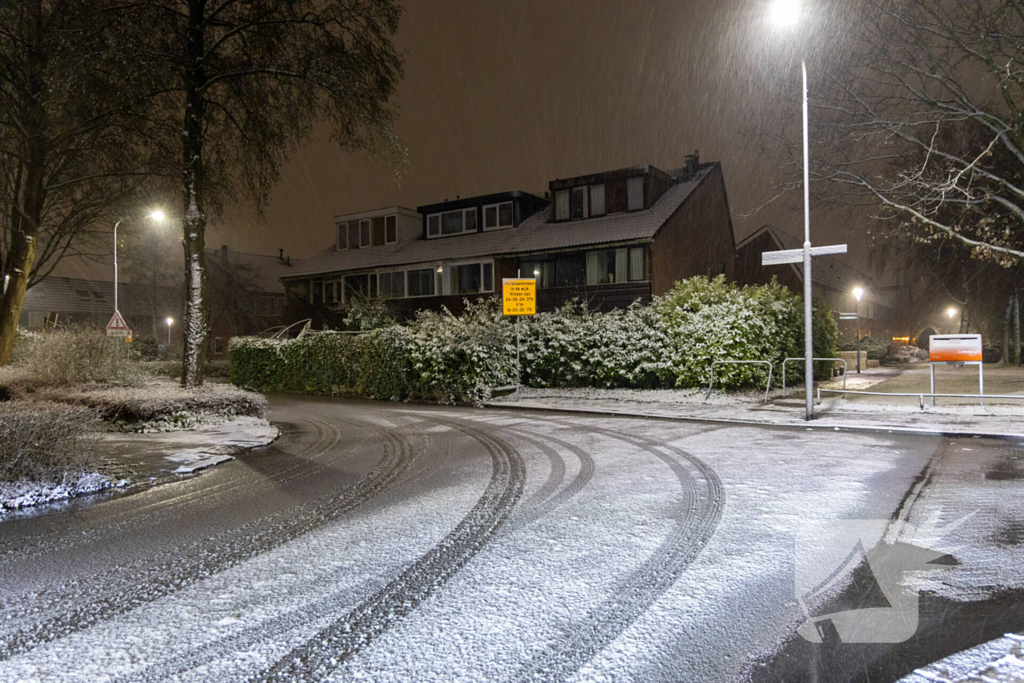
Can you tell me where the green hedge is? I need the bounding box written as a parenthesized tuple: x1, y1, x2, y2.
(231, 276, 837, 403)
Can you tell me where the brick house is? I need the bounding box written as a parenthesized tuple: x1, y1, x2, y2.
(282, 156, 737, 326)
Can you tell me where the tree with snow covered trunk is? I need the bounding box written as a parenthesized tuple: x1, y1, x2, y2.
(0, 0, 154, 366)
(125, 0, 405, 387)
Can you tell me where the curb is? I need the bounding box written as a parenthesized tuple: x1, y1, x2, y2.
(483, 401, 1024, 441)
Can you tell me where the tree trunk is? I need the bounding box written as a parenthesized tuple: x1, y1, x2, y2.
(180, 0, 208, 388)
(1015, 290, 1022, 367)
(0, 1, 46, 366)
(1004, 297, 1013, 365)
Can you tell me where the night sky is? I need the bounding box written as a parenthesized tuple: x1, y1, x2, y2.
(209, 1, 858, 268)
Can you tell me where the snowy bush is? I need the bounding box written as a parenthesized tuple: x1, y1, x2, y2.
(0, 402, 98, 482)
(20, 328, 148, 387)
(231, 276, 838, 401)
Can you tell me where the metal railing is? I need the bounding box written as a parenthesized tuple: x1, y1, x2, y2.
(705, 361, 774, 404)
(817, 388, 1024, 411)
(782, 357, 847, 398)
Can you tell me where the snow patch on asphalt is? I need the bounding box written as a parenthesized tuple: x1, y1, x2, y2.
(0, 473, 128, 513)
(898, 632, 1024, 683)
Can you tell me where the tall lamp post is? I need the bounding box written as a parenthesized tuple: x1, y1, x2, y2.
(853, 287, 864, 373)
(947, 306, 958, 332)
(771, 0, 816, 420)
(166, 317, 174, 345)
(113, 210, 166, 317)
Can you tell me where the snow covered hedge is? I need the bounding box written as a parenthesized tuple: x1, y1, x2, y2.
(230, 276, 837, 403)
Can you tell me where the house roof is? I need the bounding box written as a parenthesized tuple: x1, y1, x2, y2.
(22, 276, 182, 319)
(737, 225, 889, 305)
(205, 248, 304, 294)
(286, 163, 719, 279)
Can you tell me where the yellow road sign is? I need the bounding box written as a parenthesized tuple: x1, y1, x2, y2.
(503, 278, 536, 316)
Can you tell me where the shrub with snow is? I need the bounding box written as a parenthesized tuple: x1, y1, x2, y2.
(0, 402, 98, 482)
(231, 276, 838, 402)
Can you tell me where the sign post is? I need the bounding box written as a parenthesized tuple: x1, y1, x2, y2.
(762, 243, 848, 419)
(929, 334, 984, 406)
(105, 310, 131, 339)
(503, 274, 537, 401)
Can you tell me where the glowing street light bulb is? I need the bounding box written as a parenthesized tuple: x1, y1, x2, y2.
(947, 307, 958, 319)
(770, 0, 801, 27)
(165, 317, 173, 345)
(852, 287, 864, 302)
(149, 210, 166, 222)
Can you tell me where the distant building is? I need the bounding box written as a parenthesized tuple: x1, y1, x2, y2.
(282, 154, 738, 326)
(735, 225, 893, 336)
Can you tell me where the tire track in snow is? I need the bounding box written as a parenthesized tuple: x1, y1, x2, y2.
(510, 418, 726, 683)
(250, 416, 526, 683)
(0, 416, 419, 663)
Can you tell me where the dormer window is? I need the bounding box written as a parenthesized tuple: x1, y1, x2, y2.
(348, 222, 359, 249)
(590, 184, 606, 216)
(483, 202, 513, 231)
(571, 187, 588, 220)
(336, 222, 348, 250)
(385, 215, 397, 244)
(627, 177, 644, 211)
(554, 191, 570, 221)
(359, 219, 371, 247)
(427, 207, 477, 238)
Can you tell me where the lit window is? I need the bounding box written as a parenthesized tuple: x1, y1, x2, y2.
(590, 184, 606, 216)
(336, 222, 348, 250)
(484, 202, 514, 230)
(555, 191, 570, 221)
(627, 177, 643, 211)
(385, 215, 397, 244)
(571, 186, 588, 220)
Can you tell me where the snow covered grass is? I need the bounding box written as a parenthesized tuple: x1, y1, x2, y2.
(34, 378, 267, 431)
(0, 473, 128, 513)
(490, 385, 772, 406)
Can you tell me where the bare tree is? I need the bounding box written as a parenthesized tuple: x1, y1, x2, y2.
(122, 221, 181, 339)
(206, 251, 277, 338)
(0, 0, 155, 365)
(804, 0, 1024, 263)
(121, 0, 406, 387)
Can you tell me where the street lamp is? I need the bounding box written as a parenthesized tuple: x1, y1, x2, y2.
(852, 287, 864, 374)
(166, 317, 174, 345)
(771, 0, 816, 419)
(113, 209, 166, 317)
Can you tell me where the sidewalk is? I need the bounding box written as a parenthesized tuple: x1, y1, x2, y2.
(485, 366, 1024, 439)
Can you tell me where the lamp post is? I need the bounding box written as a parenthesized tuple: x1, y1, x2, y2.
(771, 0, 816, 420)
(947, 306, 958, 332)
(113, 209, 166, 317)
(166, 317, 174, 345)
(853, 287, 864, 374)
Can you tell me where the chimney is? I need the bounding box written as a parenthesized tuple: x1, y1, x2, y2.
(684, 150, 700, 177)
(279, 248, 285, 263)
(544, 191, 549, 200)
(286, 256, 291, 266)
(220, 244, 228, 259)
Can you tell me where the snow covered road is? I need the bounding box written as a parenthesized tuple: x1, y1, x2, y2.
(0, 395, 1014, 682)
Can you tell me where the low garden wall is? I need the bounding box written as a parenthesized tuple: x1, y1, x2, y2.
(230, 276, 839, 404)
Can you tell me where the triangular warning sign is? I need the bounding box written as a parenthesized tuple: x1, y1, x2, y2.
(106, 311, 129, 331)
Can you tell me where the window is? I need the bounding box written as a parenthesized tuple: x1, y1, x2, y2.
(324, 280, 341, 304)
(627, 177, 644, 211)
(519, 260, 555, 289)
(379, 271, 405, 298)
(484, 201, 514, 230)
(429, 207, 477, 238)
(372, 216, 386, 246)
(629, 247, 645, 281)
(213, 337, 223, 354)
(285, 280, 309, 306)
(76, 289, 91, 300)
(555, 190, 570, 221)
(336, 222, 348, 250)
(571, 186, 588, 220)
(312, 278, 324, 304)
(590, 184, 606, 216)
(586, 248, 628, 285)
(348, 223, 360, 250)
(359, 219, 371, 247)
(385, 215, 397, 244)
(344, 273, 369, 302)
(407, 268, 435, 297)
(555, 253, 585, 287)
(450, 261, 494, 295)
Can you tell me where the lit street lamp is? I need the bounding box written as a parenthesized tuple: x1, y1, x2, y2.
(166, 317, 174, 345)
(771, 0, 816, 419)
(852, 287, 864, 374)
(113, 210, 166, 317)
